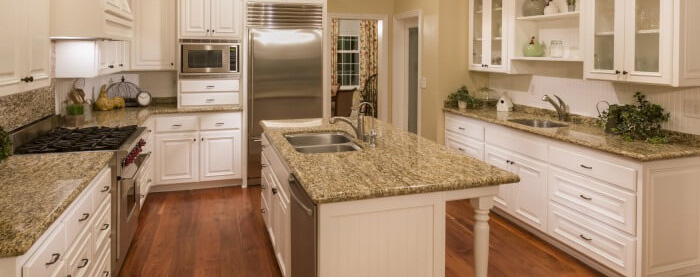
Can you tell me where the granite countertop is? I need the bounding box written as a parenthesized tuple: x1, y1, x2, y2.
(83, 102, 243, 128)
(444, 106, 700, 162)
(0, 152, 114, 257)
(261, 118, 520, 204)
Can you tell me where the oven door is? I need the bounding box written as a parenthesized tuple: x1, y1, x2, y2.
(182, 44, 231, 74)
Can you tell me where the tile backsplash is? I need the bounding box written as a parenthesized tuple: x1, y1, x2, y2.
(0, 83, 55, 132)
(490, 75, 700, 135)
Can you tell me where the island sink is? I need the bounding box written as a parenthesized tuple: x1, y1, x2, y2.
(285, 132, 361, 153)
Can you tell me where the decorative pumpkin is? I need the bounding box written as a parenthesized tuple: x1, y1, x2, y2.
(95, 85, 114, 111)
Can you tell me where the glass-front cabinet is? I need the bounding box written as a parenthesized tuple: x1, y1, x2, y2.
(469, 0, 509, 73)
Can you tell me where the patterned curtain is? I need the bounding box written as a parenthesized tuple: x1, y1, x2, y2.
(330, 19, 340, 86)
(359, 20, 378, 92)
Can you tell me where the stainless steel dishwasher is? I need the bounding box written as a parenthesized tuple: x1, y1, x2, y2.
(289, 174, 317, 277)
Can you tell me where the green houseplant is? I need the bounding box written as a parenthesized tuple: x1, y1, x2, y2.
(597, 92, 670, 144)
(445, 86, 481, 109)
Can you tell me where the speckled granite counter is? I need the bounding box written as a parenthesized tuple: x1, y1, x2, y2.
(83, 103, 243, 128)
(0, 152, 114, 257)
(261, 118, 520, 204)
(444, 106, 700, 162)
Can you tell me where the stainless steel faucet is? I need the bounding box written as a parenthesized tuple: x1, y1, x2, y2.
(542, 95, 568, 121)
(329, 102, 377, 148)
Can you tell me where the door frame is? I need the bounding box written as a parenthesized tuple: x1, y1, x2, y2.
(327, 13, 390, 122)
(392, 10, 422, 134)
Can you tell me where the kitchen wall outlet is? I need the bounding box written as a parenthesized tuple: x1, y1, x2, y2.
(684, 100, 700, 119)
(420, 78, 427, 89)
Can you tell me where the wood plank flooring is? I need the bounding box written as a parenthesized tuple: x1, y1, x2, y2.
(119, 186, 603, 277)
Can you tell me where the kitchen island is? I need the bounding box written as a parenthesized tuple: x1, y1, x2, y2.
(260, 118, 519, 277)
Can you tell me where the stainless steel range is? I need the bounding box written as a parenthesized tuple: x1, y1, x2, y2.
(11, 115, 150, 275)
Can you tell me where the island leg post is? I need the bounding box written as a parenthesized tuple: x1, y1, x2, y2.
(470, 196, 494, 277)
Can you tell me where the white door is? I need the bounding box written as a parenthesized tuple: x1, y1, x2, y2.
(155, 132, 199, 185)
(180, 0, 211, 38)
(622, 0, 672, 85)
(0, 0, 24, 95)
(200, 130, 241, 181)
(210, 0, 241, 38)
(584, 0, 626, 81)
(484, 146, 513, 212)
(24, 0, 50, 90)
(131, 0, 176, 70)
(272, 191, 290, 277)
(511, 153, 548, 231)
(469, 0, 488, 71)
(98, 41, 113, 74)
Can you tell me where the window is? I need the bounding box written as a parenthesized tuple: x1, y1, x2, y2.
(336, 36, 360, 88)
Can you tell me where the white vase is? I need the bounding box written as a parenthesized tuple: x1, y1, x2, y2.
(544, 2, 559, 15)
(458, 100, 468, 109)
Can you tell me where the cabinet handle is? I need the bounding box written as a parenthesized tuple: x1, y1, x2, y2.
(615, 70, 621, 75)
(212, 29, 215, 33)
(506, 160, 515, 165)
(78, 213, 90, 222)
(261, 208, 266, 213)
(171, 62, 174, 66)
(46, 253, 60, 265)
(101, 186, 110, 192)
(272, 187, 278, 195)
(103, 270, 110, 277)
(457, 147, 465, 152)
(206, 86, 216, 89)
(140, 194, 145, 198)
(622, 71, 628, 75)
(215, 123, 225, 126)
(21, 76, 34, 83)
(108, 65, 115, 69)
(205, 99, 216, 103)
(579, 234, 593, 242)
(580, 164, 593, 170)
(579, 194, 593, 201)
(77, 258, 89, 269)
(201, 137, 204, 141)
(262, 164, 268, 167)
(172, 124, 182, 127)
(101, 223, 110, 231)
(193, 138, 197, 142)
(458, 127, 465, 131)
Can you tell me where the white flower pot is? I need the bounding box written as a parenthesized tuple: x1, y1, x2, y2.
(458, 100, 468, 109)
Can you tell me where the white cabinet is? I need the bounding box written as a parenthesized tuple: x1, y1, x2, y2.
(179, 79, 241, 108)
(155, 132, 200, 185)
(200, 130, 242, 181)
(469, 0, 510, 73)
(261, 134, 292, 276)
(584, 0, 700, 86)
(55, 40, 129, 78)
(51, 0, 133, 40)
(131, 0, 176, 70)
(179, 0, 242, 39)
(0, 0, 50, 96)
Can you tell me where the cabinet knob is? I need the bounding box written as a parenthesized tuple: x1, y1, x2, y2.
(108, 65, 115, 69)
(20, 76, 34, 83)
(261, 208, 266, 213)
(119, 64, 124, 67)
(272, 187, 278, 195)
(193, 138, 197, 142)
(622, 71, 628, 75)
(615, 70, 621, 75)
(171, 62, 174, 66)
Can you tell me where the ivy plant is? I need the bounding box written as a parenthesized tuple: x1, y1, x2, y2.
(597, 92, 670, 144)
(445, 86, 482, 109)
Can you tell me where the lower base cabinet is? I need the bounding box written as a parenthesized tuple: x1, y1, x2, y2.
(260, 134, 291, 277)
(155, 132, 200, 184)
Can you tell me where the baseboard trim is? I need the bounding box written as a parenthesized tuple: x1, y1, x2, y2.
(150, 179, 243, 193)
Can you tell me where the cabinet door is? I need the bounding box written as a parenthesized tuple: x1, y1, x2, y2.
(155, 132, 199, 185)
(24, 0, 51, 90)
(622, 0, 672, 85)
(272, 191, 290, 277)
(484, 146, 513, 212)
(511, 153, 549, 232)
(180, 0, 211, 38)
(210, 0, 241, 38)
(469, 0, 488, 70)
(0, 0, 23, 94)
(200, 130, 241, 181)
(116, 41, 129, 71)
(485, 0, 506, 71)
(132, 0, 176, 70)
(98, 41, 113, 74)
(585, 0, 626, 81)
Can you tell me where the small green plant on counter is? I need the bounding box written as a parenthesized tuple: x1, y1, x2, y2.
(597, 92, 670, 144)
(66, 103, 85, 116)
(567, 0, 576, 6)
(0, 126, 11, 162)
(445, 86, 481, 109)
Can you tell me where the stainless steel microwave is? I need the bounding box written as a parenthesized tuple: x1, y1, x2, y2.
(181, 43, 240, 74)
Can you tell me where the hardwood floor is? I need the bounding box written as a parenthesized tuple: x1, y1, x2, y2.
(119, 186, 603, 277)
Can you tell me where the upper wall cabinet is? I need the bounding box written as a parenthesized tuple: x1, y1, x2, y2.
(0, 0, 51, 96)
(469, 0, 511, 73)
(55, 40, 130, 78)
(51, 0, 134, 40)
(584, 0, 700, 87)
(131, 0, 177, 70)
(179, 0, 243, 39)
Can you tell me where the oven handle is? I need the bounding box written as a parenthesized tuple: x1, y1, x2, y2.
(288, 175, 314, 217)
(120, 152, 152, 181)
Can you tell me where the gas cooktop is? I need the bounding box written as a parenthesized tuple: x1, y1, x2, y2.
(15, 125, 139, 154)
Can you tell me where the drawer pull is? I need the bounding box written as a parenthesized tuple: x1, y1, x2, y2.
(579, 194, 593, 201)
(579, 234, 593, 242)
(78, 213, 90, 222)
(261, 208, 266, 213)
(458, 127, 466, 131)
(101, 223, 110, 231)
(215, 122, 225, 126)
(206, 85, 216, 89)
(205, 99, 216, 103)
(262, 164, 269, 167)
(172, 124, 182, 127)
(580, 164, 593, 170)
(103, 270, 110, 277)
(101, 186, 110, 192)
(77, 258, 89, 269)
(140, 194, 145, 199)
(272, 187, 278, 195)
(261, 184, 266, 189)
(46, 253, 60, 265)
(458, 147, 465, 151)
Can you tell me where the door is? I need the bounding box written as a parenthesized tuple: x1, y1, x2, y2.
(155, 132, 199, 184)
(469, 0, 488, 70)
(272, 191, 290, 276)
(484, 146, 513, 211)
(210, 0, 241, 38)
(180, 0, 210, 37)
(585, 0, 626, 81)
(0, 0, 23, 93)
(622, 0, 672, 84)
(200, 130, 241, 181)
(131, 0, 176, 70)
(485, 0, 506, 71)
(511, 153, 548, 231)
(24, 0, 50, 90)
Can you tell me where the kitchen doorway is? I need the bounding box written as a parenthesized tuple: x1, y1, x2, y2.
(392, 11, 422, 135)
(328, 14, 389, 120)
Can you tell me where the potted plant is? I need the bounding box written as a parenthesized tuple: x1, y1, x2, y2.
(445, 86, 481, 109)
(567, 0, 576, 12)
(597, 92, 670, 144)
(65, 101, 86, 127)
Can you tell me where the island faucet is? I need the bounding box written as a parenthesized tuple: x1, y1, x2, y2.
(542, 94, 568, 121)
(329, 102, 377, 148)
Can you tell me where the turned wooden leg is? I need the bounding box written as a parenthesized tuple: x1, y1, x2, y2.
(470, 196, 494, 277)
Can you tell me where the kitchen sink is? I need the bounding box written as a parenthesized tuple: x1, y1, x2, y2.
(508, 119, 568, 128)
(284, 132, 361, 154)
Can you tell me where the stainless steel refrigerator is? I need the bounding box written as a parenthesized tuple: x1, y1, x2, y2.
(247, 3, 324, 182)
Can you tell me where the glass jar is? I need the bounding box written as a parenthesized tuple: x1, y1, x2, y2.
(549, 40, 564, 58)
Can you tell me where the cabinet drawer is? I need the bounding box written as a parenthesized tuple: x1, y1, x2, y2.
(92, 200, 111, 254)
(66, 230, 93, 277)
(155, 115, 199, 132)
(180, 79, 240, 92)
(486, 126, 548, 161)
(549, 203, 635, 277)
(549, 167, 636, 235)
(200, 112, 242, 130)
(181, 92, 240, 106)
(90, 168, 111, 212)
(549, 146, 637, 191)
(445, 114, 484, 141)
(90, 243, 111, 277)
(445, 133, 484, 161)
(261, 192, 271, 229)
(64, 192, 94, 246)
(22, 225, 67, 277)
(263, 145, 290, 202)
